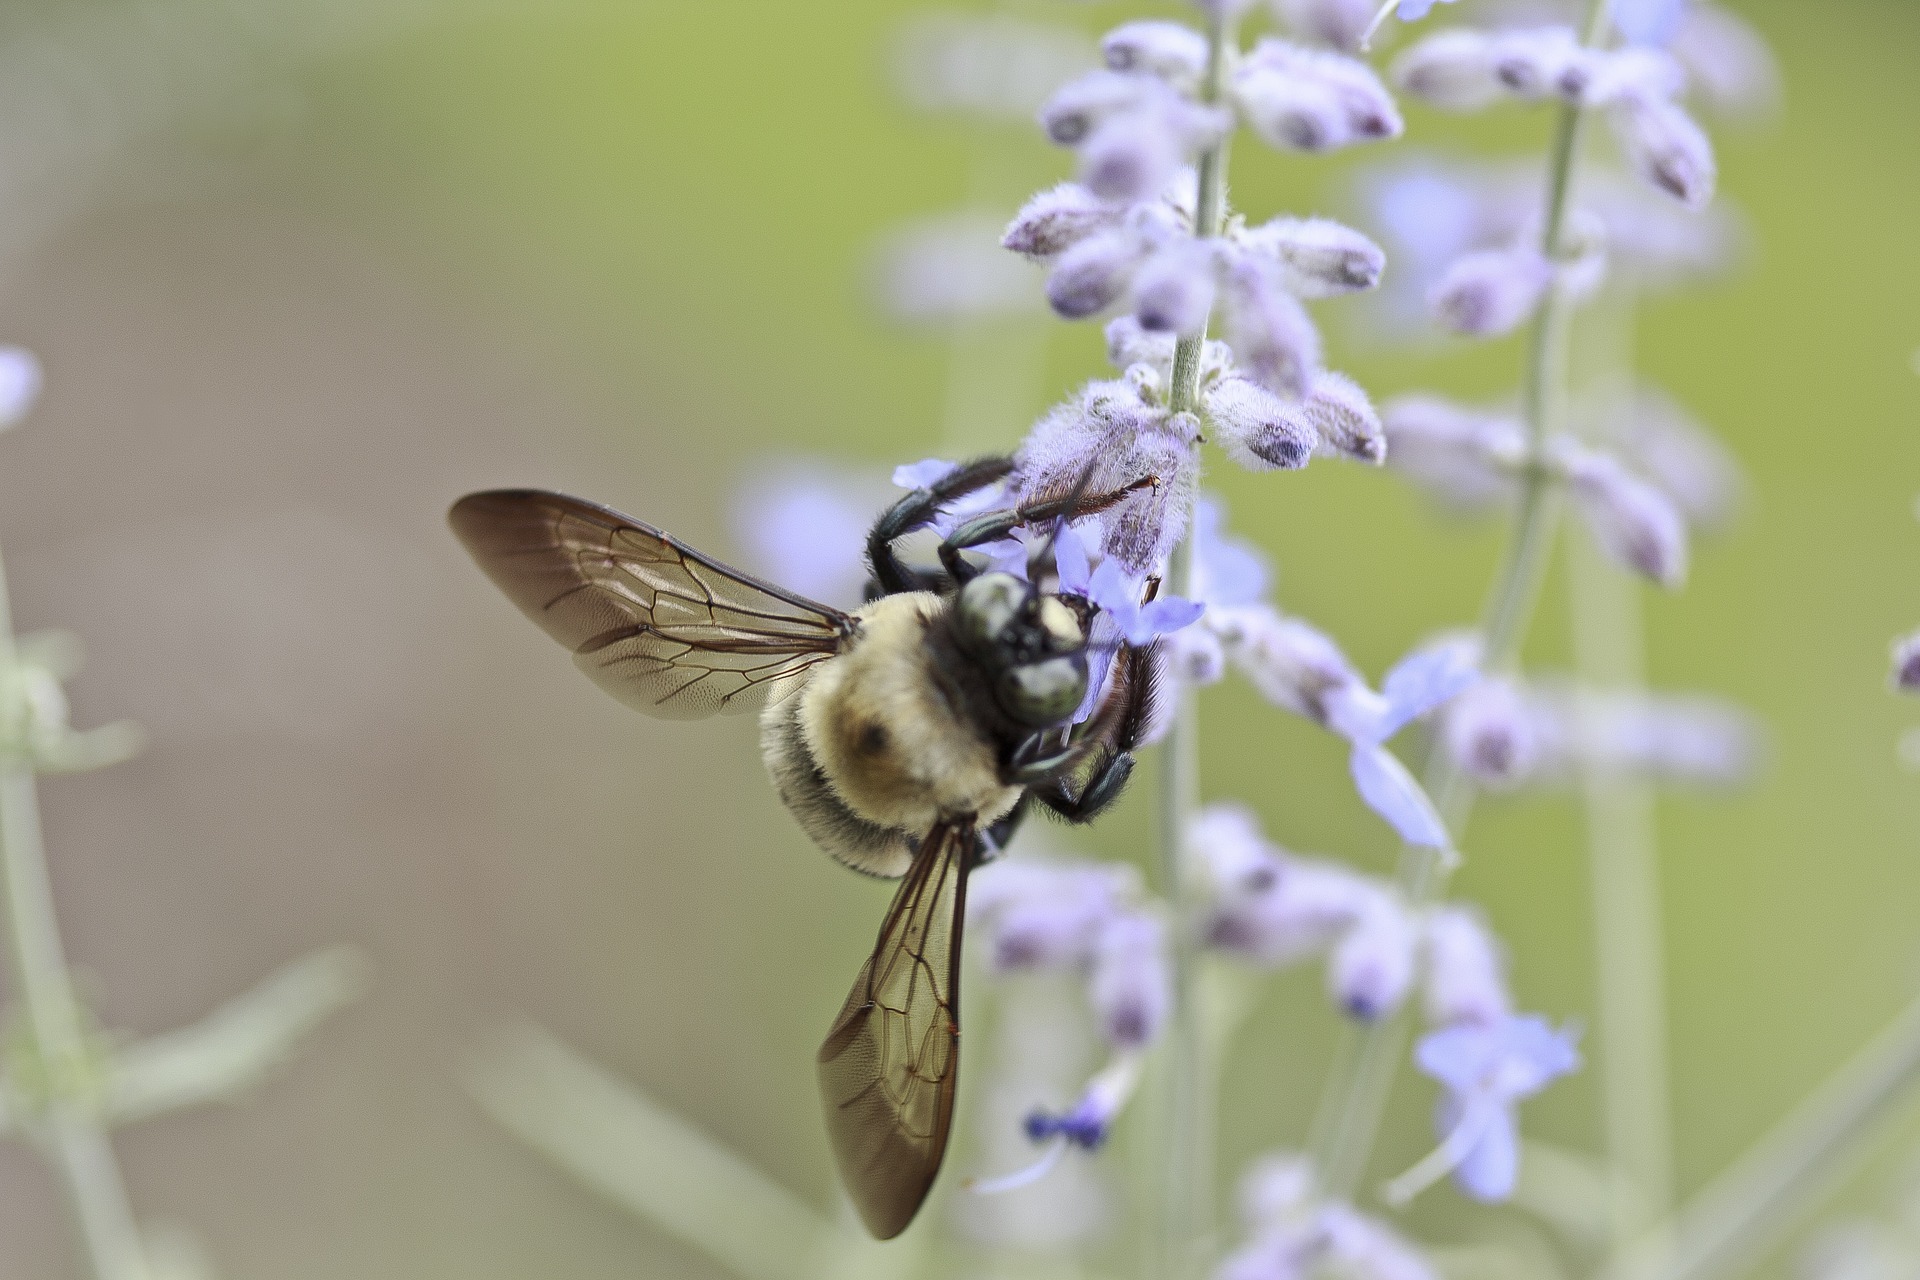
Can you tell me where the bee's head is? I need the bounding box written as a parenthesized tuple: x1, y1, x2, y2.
(954, 571, 1089, 728)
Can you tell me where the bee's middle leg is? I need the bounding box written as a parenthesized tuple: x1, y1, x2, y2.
(865, 455, 1015, 596)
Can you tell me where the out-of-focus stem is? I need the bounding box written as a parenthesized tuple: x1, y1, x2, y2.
(1599, 992, 1920, 1280)
(1158, 10, 1233, 1277)
(1572, 296, 1675, 1239)
(0, 545, 148, 1280)
(1312, 0, 1610, 1203)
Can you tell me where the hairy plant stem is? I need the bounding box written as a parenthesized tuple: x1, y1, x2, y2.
(1311, 0, 1610, 1203)
(1157, 10, 1233, 1277)
(0, 545, 148, 1280)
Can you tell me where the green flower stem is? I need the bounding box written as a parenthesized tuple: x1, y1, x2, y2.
(1158, 9, 1234, 1276)
(0, 544, 148, 1280)
(1571, 295, 1675, 1239)
(1599, 991, 1920, 1280)
(1312, 0, 1611, 1204)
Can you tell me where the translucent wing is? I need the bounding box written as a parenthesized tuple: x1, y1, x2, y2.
(817, 819, 975, 1239)
(450, 489, 856, 719)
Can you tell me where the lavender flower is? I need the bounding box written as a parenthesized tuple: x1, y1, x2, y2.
(1892, 632, 1920, 696)
(1393, 20, 1718, 208)
(1006, 183, 1386, 405)
(1231, 39, 1404, 153)
(1041, 69, 1232, 204)
(1399, 1014, 1581, 1203)
(1019, 1053, 1145, 1159)
(892, 13, 1096, 120)
(876, 213, 1042, 323)
(1428, 245, 1552, 337)
(1089, 911, 1173, 1048)
(1220, 1154, 1439, 1280)
(1323, 637, 1482, 848)
(1054, 521, 1204, 646)
(730, 460, 888, 609)
(1328, 894, 1419, 1021)
(1421, 905, 1512, 1027)
(1435, 678, 1762, 788)
(1380, 395, 1525, 511)
(1557, 441, 1691, 586)
(1271, 0, 1380, 53)
(0, 345, 44, 427)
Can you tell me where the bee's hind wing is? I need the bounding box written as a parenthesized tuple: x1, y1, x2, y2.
(450, 489, 856, 719)
(817, 818, 975, 1239)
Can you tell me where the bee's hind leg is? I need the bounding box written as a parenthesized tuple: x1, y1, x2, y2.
(866, 455, 1015, 596)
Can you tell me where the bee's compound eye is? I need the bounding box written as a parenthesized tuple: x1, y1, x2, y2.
(997, 655, 1089, 728)
(956, 572, 1027, 657)
(1036, 597, 1085, 653)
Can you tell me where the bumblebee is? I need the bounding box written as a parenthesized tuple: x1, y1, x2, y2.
(449, 457, 1160, 1239)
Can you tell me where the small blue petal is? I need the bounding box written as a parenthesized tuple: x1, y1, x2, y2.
(1193, 496, 1270, 608)
(1453, 1105, 1521, 1202)
(1054, 522, 1093, 596)
(1118, 596, 1204, 645)
(1610, 0, 1688, 47)
(1378, 640, 1481, 739)
(1396, 0, 1439, 18)
(893, 458, 958, 490)
(1349, 744, 1452, 848)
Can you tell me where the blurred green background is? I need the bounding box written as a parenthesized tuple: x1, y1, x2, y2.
(0, 0, 1917, 1276)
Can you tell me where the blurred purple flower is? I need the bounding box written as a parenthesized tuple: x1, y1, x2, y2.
(1411, 1015, 1581, 1202)
(0, 346, 44, 429)
(731, 460, 889, 608)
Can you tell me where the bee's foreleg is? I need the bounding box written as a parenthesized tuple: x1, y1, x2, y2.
(866, 455, 1016, 596)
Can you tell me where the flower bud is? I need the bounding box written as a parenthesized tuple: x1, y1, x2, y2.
(1232, 64, 1349, 152)
(1132, 242, 1219, 335)
(971, 860, 1135, 971)
(1104, 314, 1178, 371)
(1579, 47, 1686, 108)
(1046, 230, 1149, 318)
(1239, 216, 1385, 298)
(1489, 27, 1585, 101)
(1272, 0, 1378, 53)
(1080, 112, 1179, 205)
(1302, 371, 1385, 464)
(1422, 906, 1511, 1027)
(1039, 69, 1150, 145)
(1102, 20, 1209, 89)
(1205, 376, 1316, 473)
(1892, 631, 1920, 695)
(1611, 94, 1716, 209)
(1621, 387, 1743, 532)
(1002, 182, 1122, 260)
(1222, 256, 1323, 399)
(1207, 855, 1379, 966)
(1329, 897, 1417, 1021)
(1429, 246, 1552, 337)
(1381, 395, 1524, 510)
(1559, 446, 1690, 586)
(1670, 3, 1781, 120)
(1237, 1153, 1318, 1227)
(1188, 803, 1282, 894)
(1321, 1205, 1440, 1280)
(1166, 622, 1228, 685)
(1391, 30, 1502, 111)
(1441, 677, 1544, 788)
(1225, 606, 1360, 724)
(1234, 41, 1402, 151)
(1089, 911, 1172, 1048)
